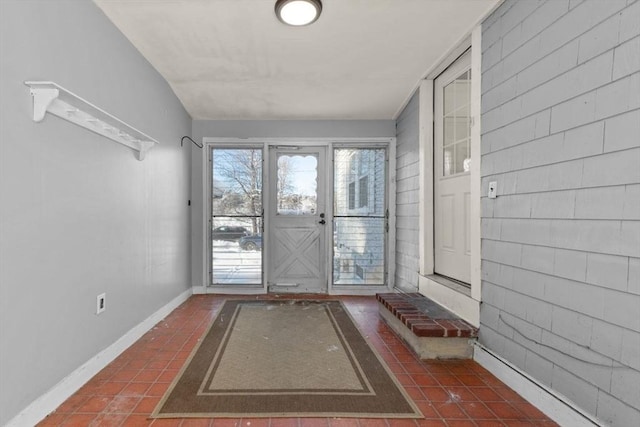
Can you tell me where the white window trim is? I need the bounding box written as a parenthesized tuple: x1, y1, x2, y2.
(417, 26, 482, 326)
(200, 137, 396, 296)
(201, 141, 268, 295)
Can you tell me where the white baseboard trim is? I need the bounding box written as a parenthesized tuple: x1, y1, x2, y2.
(473, 343, 602, 427)
(6, 288, 193, 427)
(329, 288, 383, 296)
(192, 285, 208, 294)
(201, 286, 266, 295)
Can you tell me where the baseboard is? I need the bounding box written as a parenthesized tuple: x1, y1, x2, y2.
(329, 290, 381, 296)
(192, 285, 208, 294)
(202, 286, 266, 295)
(473, 343, 602, 427)
(6, 288, 193, 427)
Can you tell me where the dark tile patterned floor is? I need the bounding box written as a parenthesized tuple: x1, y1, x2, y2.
(37, 295, 557, 426)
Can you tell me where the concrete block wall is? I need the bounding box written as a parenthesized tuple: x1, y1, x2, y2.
(395, 91, 420, 292)
(480, 0, 640, 425)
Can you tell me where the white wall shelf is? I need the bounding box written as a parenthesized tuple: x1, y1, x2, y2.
(25, 81, 159, 160)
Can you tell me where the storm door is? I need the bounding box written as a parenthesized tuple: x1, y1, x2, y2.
(267, 146, 327, 293)
(210, 147, 263, 286)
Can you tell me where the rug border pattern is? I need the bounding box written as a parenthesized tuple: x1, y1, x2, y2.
(152, 299, 422, 419)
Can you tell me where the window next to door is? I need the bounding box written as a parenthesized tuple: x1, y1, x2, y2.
(334, 148, 387, 286)
(209, 147, 263, 286)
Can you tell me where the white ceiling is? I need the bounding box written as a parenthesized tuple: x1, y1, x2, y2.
(94, 0, 499, 120)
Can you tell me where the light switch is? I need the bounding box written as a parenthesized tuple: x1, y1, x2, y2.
(488, 181, 497, 199)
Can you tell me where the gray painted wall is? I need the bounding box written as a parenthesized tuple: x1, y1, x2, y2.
(480, 0, 640, 425)
(0, 1, 192, 424)
(394, 92, 420, 292)
(190, 120, 396, 288)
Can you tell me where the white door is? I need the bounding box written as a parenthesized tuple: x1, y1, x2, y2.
(268, 146, 327, 293)
(434, 51, 472, 284)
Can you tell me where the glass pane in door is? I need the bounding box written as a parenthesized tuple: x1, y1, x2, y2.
(442, 69, 471, 176)
(210, 148, 263, 285)
(333, 148, 386, 285)
(276, 154, 318, 215)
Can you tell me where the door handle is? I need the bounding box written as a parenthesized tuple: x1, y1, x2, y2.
(318, 219, 326, 225)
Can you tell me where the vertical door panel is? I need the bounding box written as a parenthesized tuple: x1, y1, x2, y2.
(268, 147, 326, 293)
(439, 194, 455, 251)
(434, 51, 472, 284)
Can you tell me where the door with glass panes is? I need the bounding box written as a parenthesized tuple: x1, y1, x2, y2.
(268, 146, 327, 293)
(434, 51, 472, 284)
(208, 143, 389, 291)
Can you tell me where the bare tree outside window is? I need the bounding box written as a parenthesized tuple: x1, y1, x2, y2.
(213, 149, 262, 234)
(276, 154, 317, 215)
(277, 156, 295, 210)
(210, 148, 264, 286)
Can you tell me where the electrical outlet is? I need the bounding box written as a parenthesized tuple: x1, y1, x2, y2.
(96, 293, 106, 315)
(488, 181, 497, 199)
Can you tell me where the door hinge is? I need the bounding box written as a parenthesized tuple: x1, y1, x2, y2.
(385, 209, 390, 232)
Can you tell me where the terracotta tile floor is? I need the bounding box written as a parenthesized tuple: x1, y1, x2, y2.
(37, 295, 557, 427)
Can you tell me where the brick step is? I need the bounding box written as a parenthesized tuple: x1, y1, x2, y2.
(376, 293, 478, 359)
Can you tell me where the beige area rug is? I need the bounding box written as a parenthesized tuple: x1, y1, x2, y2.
(152, 300, 422, 419)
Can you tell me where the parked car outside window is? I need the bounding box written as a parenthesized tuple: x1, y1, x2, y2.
(211, 226, 250, 241)
(239, 235, 262, 251)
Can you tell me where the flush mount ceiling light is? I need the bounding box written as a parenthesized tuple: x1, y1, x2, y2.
(275, 0, 322, 26)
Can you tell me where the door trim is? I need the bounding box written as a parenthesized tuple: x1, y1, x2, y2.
(201, 137, 395, 295)
(267, 145, 327, 293)
(417, 25, 482, 326)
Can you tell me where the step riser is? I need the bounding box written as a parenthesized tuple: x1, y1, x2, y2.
(379, 302, 475, 359)
(376, 293, 478, 360)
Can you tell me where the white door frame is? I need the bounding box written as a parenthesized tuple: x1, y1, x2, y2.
(267, 145, 328, 293)
(417, 26, 482, 326)
(201, 137, 396, 295)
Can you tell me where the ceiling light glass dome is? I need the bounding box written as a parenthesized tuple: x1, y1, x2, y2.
(275, 0, 322, 26)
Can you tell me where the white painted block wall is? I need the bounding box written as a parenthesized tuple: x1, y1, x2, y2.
(480, 0, 640, 425)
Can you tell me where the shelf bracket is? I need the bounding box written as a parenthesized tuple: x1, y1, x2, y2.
(25, 81, 159, 161)
(31, 87, 59, 122)
(137, 141, 156, 161)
